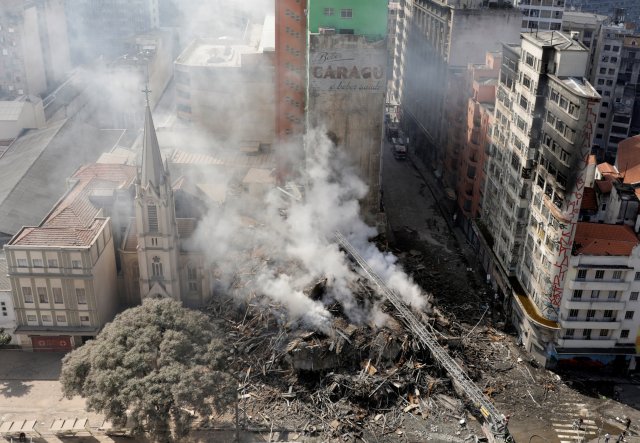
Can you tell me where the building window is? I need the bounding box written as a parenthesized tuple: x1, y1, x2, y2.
(591, 290, 600, 299)
(604, 310, 613, 318)
(573, 289, 582, 299)
(41, 314, 52, 323)
(577, 269, 587, 280)
(635, 272, 640, 281)
(187, 266, 198, 292)
(37, 287, 48, 304)
(56, 314, 67, 323)
(583, 329, 592, 338)
(569, 309, 578, 318)
(52, 287, 63, 305)
(621, 330, 630, 338)
(23, 287, 33, 303)
(631, 292, 639, 301)
(80, 315, 90, 322)
(148, 205, 158, 232)
(599, 329, 609, 337)
(625, 311, 634, 320)
(565, 328, 574, 337)
(76, 288, 87, 305)
(48, 259, 58, 268)
(595, 270, 605, 279)
(152, 256, 163, 278)
(323, 7, 334, 16)
(72, 260, 82, 269)
(26, 315, 37, 323)
(17, 258, 27, 267)
(613, 271, 622, 280)
(609, 291, 617, 299)
(587, 309, 596, 318)
(32, 259, 43, 268)
(340, 8, 352, 18)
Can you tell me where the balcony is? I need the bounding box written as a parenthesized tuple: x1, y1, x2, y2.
(562, 298, 625, 311)
(567, 279, 629, 292)
(556, 338, 617, 348)
(559, 317, 621, 330)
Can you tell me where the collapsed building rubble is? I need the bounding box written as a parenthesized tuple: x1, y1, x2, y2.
(199, 225, 569, 442)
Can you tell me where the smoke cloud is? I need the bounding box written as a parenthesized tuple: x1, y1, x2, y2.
(192, 128, 431, 332)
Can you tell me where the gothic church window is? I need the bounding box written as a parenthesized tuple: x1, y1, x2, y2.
(152, 256, 163, 277)
(148, 205, 158, 232)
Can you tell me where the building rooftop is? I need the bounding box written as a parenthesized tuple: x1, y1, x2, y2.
(561, 11, 608, 27)
(616, 135, 640, 185)
(522, 31, 588, 51)
(550, 75, 600, 99)
(0, 119, 124, 241)
(573, 222, 640, 256)
(9, 164, 137, 248)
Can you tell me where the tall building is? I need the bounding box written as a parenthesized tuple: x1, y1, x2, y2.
(306, 0, 388, 217)
(0, 0, 71, 98)
(65, 0, 160, 62)
(275, 0, 307, 141)
(590, 23, 636, 161)
(397, 0, 520, 175)
(482, 31, 600, 362)
(516, 0, 565, 32)
(174, 16, 275, 144)
(456, 52, 501, 221)
(4, 162, 135, 350)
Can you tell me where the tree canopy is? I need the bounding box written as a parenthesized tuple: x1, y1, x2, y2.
(60, 298, 234, 441)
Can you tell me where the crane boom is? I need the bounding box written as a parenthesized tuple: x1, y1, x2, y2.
(334, 231, 514, 443)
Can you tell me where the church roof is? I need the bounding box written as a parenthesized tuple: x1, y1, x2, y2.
(140, 104, 166, 189)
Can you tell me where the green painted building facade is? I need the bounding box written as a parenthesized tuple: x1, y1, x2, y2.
(308, 0, 388, 37)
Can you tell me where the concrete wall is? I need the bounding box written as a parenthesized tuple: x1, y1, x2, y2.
(307, 34, 386, 216)
(90, 221, 119, 327)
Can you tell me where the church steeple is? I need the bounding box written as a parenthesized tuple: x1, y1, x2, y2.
(140, 87, 165, 189)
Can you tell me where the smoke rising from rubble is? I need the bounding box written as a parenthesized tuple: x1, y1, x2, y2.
(192, 128, 430, 332)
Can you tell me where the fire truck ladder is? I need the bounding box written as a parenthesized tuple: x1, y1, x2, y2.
(334, 231, 514, 443)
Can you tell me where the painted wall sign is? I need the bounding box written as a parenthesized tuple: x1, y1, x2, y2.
(309, 48, 386, 93)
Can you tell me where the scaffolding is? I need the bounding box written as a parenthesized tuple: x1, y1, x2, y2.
(334, 231, 514, 443)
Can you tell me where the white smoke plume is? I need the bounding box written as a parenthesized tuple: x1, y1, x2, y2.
(192, 127, 430, 332)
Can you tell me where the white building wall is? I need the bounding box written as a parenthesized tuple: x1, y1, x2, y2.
(557, 250, 640, 353)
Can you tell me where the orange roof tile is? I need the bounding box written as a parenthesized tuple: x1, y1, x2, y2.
(10, 164, 136, 248)
(580, 187, 598, 211)
(616, 135, 640, 184)
(573, 222, 639, 256)
(588, 154, 597, 165)
(597, 162, 620, 176)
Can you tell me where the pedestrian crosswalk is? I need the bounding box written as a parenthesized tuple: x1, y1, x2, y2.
(552, 403, 601, 443)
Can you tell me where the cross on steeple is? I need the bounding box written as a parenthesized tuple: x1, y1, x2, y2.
(142, 85, 152, 106)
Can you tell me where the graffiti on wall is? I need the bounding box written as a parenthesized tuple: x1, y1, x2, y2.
(543, 98, 598, 319)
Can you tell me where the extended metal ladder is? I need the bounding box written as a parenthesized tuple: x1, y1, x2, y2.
(334, 231, 514, 443)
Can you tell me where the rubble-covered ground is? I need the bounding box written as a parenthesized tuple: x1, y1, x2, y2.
(191, 230, 570, 443)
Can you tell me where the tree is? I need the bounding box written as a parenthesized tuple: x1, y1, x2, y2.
(60, 298, 235, 441)
(0, 328, 11, 345)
